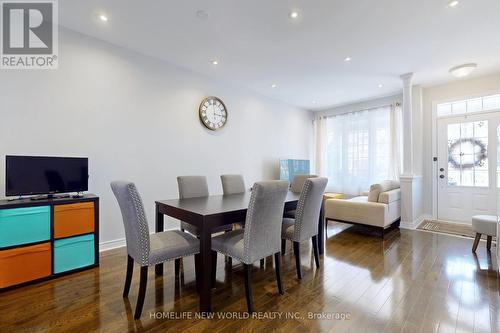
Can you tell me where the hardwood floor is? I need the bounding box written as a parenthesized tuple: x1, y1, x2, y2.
(0, 223, 499, 333)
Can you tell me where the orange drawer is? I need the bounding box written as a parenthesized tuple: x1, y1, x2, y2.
(0, 242, 51, 288)
(54, 202, 95, 239)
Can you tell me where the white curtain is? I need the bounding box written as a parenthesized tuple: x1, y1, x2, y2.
(313, 116, 327, 177)
(389, 104, 403, 180)
(314, 104, 402, 195)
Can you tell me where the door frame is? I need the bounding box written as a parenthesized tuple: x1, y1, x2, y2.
(431, 90, 500, 221)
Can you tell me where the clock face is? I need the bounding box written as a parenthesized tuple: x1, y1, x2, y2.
(199, 96, 228, 130)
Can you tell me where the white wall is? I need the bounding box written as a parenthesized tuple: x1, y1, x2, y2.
(0, 29, 313, 248)
(422, 72, 500, 216)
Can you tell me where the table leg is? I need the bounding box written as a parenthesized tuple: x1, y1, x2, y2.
(199, 222, 212, 313)
(155, 204, 164, 276)
(318, 202, 325, 255)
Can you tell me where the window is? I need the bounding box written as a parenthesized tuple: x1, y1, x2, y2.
(437, 94, 500, 117)
(323, 105, 401, 195)
(447, 121, 488, 187)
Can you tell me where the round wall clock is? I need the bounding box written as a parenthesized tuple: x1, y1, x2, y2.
(199, 96, 228, 130)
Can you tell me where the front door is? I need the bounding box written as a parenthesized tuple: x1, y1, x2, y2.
(437, 112, 500, 223)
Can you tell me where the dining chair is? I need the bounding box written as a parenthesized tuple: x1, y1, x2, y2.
(284, 174, 318, 219)
(211, 180, 289, 313)
(177, 176, 233, 235)
(110, 181, 200, 319)
(178, 176, 233, 272)
(221, 174, 246, 194)
(281, 177, 328, 279)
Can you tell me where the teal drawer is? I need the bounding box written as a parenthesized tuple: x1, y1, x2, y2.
(0, 206, 50, 248)
(54, 234, 95, 274)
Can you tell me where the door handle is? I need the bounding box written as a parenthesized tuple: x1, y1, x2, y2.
(439, 175, 445, 179)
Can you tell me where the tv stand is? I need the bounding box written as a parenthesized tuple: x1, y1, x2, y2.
(0, 194, 99, 291)
(30, 194, 71, 201)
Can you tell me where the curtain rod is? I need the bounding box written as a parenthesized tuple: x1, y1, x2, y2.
(319, 102, 401, 119)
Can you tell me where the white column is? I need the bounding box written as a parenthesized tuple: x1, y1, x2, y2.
(399, 73, 425, 229)
(400, 72, 414, 176)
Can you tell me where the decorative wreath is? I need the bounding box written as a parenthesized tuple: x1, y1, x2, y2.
(448, 138, 487, 169)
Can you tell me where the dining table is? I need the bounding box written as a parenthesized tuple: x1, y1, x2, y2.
(154, 191, 325, 313)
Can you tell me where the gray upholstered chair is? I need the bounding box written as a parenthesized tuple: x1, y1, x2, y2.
(211, 180, 289, 312)
(111, 181, 200, 319)
(177, 176, 209, 235)
(284, 174, 318, 218)
(282, 177, 328, 279)
(177, 176, 233, 236)
(221, 174, 246, 195)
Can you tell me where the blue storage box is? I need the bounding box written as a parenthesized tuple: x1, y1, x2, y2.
(54, 234, 95, 273)
(0, 206, 51, 248)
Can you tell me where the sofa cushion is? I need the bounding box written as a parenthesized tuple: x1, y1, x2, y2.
(378, 180, 399, 193)
(367, 184, 381, 202)
(368, 180, 400, 202)
(349, 196, 369, 203)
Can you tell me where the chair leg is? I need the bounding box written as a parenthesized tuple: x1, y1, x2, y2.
(174, 258, 181, 278)
(123, 255, 134, 297)
(487, 236, 492, 251)
(274, 252, 284, 295)
(472, 233, 481, 253)
(211, 250, 217, 287)
(243, 264, 254, 313)
(293, 241, 302, 279)
(281, 239, 286, 255)
(194, 254, 201, 292)
(312, 235, 320, 269)
(134, 266, 148, 319)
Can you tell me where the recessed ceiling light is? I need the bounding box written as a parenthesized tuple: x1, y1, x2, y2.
(344, 57, 352, 62)
(196, 10, 209, 19)
(378, 84, 383, 88)
(211, 60, 218, 65)
(271, 83, 277, 88)
(289, 11, 299, 19)
(99, 14, 108, 22)
(448, 0, 459, 7)
(449, 63, 477, 78)
(312, 100, 317, 104)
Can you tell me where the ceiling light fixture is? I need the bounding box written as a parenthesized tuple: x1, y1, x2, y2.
(378, 84, 383, 88)
(99, 14, 108, 22)
(196, 10, 209, 19)
(211, 60, 219, 65)
(289, 11, 299, 19)
(448, 0, 459, 7)
(312, 100, 317, 104)
(271, 83, 277, 88)
(449, 63, 477, 78)
(344, 57, 351, 62)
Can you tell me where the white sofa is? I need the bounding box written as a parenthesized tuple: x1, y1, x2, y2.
(325, 180, 401, 236)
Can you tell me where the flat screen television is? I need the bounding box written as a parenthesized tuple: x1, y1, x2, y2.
(6, 155, 88, 197)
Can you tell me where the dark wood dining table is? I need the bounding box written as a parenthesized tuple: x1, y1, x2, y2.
(154, 191, 325, 313)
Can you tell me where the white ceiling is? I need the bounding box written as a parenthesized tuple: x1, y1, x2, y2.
(59, 0, 500, 110)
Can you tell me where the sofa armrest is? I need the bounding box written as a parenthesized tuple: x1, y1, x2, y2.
(325, 198, 388, 228)
(378, 188, 400, 204)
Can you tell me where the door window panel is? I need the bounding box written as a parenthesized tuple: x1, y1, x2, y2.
(448, 120, 489, 187)
(437, 94, 500, 117)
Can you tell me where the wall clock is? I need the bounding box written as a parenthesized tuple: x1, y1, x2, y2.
(199, 96, 228, 130)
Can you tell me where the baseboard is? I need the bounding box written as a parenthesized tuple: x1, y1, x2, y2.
(400, 214, 430, 230)
(99, 238, 126, 252)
